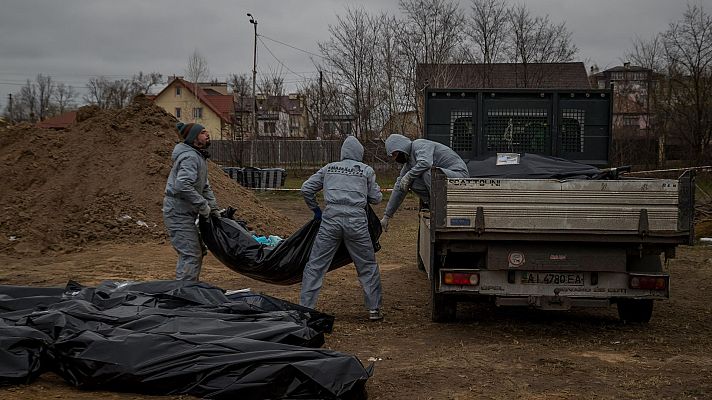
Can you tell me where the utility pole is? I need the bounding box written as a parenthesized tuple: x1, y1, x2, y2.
(318, 70, 323, 139)
(247, 13, 258, 138)
(7, 94, 13, 124)
(246, 13, 258, 167)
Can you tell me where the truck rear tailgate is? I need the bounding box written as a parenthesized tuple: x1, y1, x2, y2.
(442, 178, 682, 233)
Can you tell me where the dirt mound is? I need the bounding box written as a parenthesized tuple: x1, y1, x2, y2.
(0, 95, 297, 256)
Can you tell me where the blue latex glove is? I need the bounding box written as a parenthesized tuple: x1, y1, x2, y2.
(312, 207, 322, 221)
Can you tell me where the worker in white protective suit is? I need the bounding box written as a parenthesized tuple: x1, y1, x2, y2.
(300, 136, 385, 321)
(380, 133, 469, 231)
(163, 122, 221, 281)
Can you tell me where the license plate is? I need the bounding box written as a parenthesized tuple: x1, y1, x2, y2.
(521, 272, 585, 286)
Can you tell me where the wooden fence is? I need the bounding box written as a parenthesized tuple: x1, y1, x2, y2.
(210, 139, 391, 171)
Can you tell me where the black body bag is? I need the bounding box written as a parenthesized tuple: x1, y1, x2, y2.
(200, 205, 382, 285)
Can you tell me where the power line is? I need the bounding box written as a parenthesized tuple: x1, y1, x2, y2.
(258, 36, 311, 82)
(259, 34, 325, 59)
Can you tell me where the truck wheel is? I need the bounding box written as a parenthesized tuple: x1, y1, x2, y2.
(417, 254, 426, 272)
(416, 226, 426, 272)
(617, 299, 654, 323)
(432, 292, 456, 322)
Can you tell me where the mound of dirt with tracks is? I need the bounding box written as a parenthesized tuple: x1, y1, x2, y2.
(0, 95, 297, 256)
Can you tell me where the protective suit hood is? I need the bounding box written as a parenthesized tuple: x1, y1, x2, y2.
(172, 142, 197, 161)
(340, 136, 364, 162)
(385, 134, 412, 156)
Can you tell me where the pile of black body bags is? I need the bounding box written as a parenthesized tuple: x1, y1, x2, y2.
(0, 280, 370, 399)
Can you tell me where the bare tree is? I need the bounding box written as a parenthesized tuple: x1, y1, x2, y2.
(463, 0, 510, 88)
(228, 73, 251, 97)
(18, 79, 38, 121)
(84, 76, 110, 108)
(624, 35, 668, 165)
(36, 74, 54, 121)
(108, 79, 133, 108)
(319, 6, 383, 136)
(185, 49, 210, 84)
(627, 35, 665, 73)
(4, 74, 78, 122)
(298, 79, 323, 139)
(661, 3, 712, 163)
(506, 3, 578, 86)
(258, 66, 286, 96)
(379, 13, 408, 131)
(228, 73, 252, 140)
(466, 0, 509, 64)
(53, 83, 77, 114)
(299, 66, 351, 139)
(131, 71, 163, 95)
(399, 0, 465, 66)
(185, 49, 210, 122)
(84, 76, 135, 109)
(397, 0, 466, 128)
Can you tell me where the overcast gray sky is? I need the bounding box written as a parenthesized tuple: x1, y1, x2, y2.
(0, 0, 705, 111)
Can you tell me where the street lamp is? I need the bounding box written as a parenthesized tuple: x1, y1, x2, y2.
(247, 13, 258, 137)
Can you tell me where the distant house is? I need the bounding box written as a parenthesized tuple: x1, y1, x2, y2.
(589, 63, 664, 163)
(36, 111, 77, 129)
(416, 62, 592, 90)
(590, 63, 659, 137)
(152, 77, 235, 139)
(234, 93, 308, 139)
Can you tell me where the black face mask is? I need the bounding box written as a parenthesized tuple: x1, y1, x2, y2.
(395, 151, 409, 164)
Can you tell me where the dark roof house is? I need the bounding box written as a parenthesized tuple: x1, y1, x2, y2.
(416, 62, 592, 90)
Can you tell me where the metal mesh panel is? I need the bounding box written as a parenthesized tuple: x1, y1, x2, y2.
(561, 109, 585, 152)
(449, 110, 473, 152)
(485, 109, 548, 152)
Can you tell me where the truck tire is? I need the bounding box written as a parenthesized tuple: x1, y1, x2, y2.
(617, 299, 654, 323)
(431, 269, 456, 322)
(432, 292, 456, 322)
(417, 255, 426, 272)
(416, 226, 426, 272)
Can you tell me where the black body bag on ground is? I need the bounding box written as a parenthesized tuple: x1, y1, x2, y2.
(200, 205, 382, 285)
(0, 280, 370, 399)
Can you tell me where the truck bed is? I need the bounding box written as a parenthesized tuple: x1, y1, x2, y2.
(430, 170, 694, 244)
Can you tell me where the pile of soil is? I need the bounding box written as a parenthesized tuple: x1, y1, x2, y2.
(0, 95, 297, 256)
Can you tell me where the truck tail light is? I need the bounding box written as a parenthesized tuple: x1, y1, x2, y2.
(443, 272, 479, 286)
(629, 275, 667, 290)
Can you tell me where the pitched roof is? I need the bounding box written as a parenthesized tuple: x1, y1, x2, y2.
(154, 78, 233, 123)
(598, 65, 650, 73)
(416, 62, 591, 89)
(36, 111, 77, 129)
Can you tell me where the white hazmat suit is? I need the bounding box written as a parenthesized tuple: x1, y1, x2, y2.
(163, 142, 218, 281)
(383, 134, 469, 222)
(300, 136, 383, 311)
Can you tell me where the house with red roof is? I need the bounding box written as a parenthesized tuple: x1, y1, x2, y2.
(152, 77, 235, 139)
(36, 111, 78, 129)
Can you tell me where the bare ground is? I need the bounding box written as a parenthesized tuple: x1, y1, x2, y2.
(1, 195, 711, 400)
